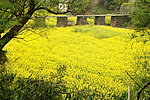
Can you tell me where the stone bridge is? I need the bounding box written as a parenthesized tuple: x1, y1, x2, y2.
(36, 14, 130, 27)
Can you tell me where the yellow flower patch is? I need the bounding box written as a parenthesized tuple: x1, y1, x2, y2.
(4, 25, 150, 98)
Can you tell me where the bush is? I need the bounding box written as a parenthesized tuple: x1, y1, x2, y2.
(0, 69, 106, 100)
(0, 65, 67, 100)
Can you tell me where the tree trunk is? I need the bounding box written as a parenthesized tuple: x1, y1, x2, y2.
(0, 17, 33, 51)
(0, 0, 35, 51)
(0, 25, 24, 51)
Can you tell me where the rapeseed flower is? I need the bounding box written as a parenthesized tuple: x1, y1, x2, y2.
(4, 25, 150, 99)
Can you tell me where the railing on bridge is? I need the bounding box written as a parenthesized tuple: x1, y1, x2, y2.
(34, 14, 130, 27)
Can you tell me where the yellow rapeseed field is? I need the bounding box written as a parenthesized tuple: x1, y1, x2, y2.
(3, 24, 150, 99)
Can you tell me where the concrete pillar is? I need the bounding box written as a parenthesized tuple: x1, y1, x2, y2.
(76, 16, 87, 25)
(111, 16, 129, 27)
(94, 16, 105, 25)
(34, 17, 47, 28)
(57, 17, 68, 27)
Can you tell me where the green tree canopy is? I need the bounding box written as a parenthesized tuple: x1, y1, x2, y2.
(129, 0, 150, 30)
(97, 0, 129, 10)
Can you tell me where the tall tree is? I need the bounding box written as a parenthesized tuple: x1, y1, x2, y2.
(0, 0, 89, 51)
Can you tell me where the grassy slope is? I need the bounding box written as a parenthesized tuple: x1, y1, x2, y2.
(4, 25, 150, 98)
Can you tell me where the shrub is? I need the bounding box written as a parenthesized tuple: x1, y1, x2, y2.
(0, 65, 67, 100)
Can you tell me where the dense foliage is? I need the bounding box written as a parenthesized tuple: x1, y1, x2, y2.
(97, 0, 128, 11)
(0, 67, 67, 100)
(129, 0, 150, 30)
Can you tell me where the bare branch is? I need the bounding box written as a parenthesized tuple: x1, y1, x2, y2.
(137, 82, 150, 100)
(125, 71, 142, 88)
(35, 7, 71, 14)
(13, 37, 28, 42)
(125, 71, 150, 95)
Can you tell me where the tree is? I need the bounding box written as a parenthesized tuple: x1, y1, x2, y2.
(96, 0, 129, 11)
(0, 0, 89, 51)
(129, 0, 150, 31)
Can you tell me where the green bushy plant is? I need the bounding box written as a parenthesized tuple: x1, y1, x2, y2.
(0, 65, 68, 100)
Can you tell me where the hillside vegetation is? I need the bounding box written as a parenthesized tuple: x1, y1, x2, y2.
(3, 22, 150, 99)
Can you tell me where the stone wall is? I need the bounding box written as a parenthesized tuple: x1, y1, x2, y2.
(57, 17, 68, 27)
(55, 15, 130, 27)
(111, 16, 130, 27)
(94, 16, 105, 25)
(76, 16, 88, 25)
